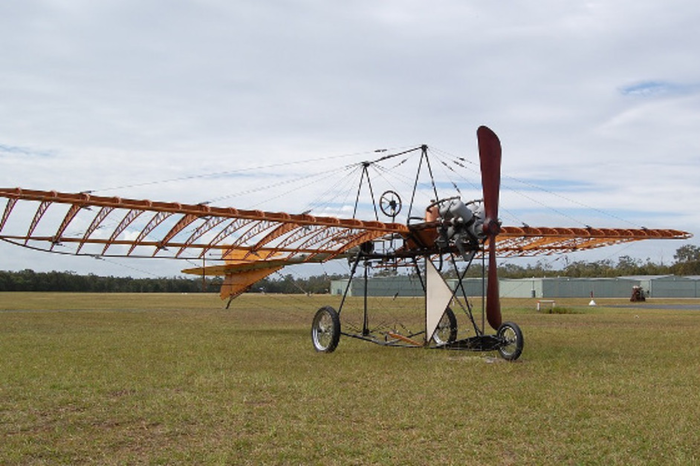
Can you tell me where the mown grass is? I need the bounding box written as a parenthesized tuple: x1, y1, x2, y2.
(1, 293, 699, 465)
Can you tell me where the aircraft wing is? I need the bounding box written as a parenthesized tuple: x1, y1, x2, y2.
(405, 221, 691, 257)
(495, 225, 691, 257)
(0, 188, 691, 300)
(0, 188, 408, 299)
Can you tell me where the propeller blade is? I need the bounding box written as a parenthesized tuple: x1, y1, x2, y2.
(477, 126, 502, 226)
(478, 126, 503, 330)
(486, 238, 502, 330)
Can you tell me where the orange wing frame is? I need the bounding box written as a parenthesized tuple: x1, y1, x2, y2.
(496, 225, 692, 257)
(0, 187, 692, 300)
(0, 187, 407, 261)
(405, 221, 691, 257)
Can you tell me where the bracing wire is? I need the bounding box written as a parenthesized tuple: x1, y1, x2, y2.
(84, 150, 382, 195)
(305, 164, 365, 216)
(428, 145, 655, 272)
(500, 174, 640, 228)
(429, 146, 643, 229)
(204, 164, 354, 206)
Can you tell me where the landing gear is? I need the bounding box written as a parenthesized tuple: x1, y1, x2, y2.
(497, 322, 524, 361)
(432, 307, 458, 345)
(311, 306, 341, 353)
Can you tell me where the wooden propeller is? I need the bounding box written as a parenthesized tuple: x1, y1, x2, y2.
(477, 126, 503, 330)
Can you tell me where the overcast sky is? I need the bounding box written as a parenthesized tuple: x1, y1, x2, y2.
(1, 0, 699, 278)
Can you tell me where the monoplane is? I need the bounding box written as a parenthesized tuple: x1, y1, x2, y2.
(0, 127, 691, 360)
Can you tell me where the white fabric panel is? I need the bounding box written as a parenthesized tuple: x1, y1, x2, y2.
(425, 260, 452, 343)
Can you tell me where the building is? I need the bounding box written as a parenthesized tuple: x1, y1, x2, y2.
(500, 277, 638, 298)
(330, 275, 700, 298)
(625, 275, 700, 298)
(330, 275, 484, 298)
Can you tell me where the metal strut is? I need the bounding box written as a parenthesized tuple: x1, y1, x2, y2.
(407, 145, 441, 221)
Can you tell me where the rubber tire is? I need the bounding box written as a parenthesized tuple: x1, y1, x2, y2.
(497, 321, 524, 361)
(432, 307, 458, 345)
(311, 306, 341, 353)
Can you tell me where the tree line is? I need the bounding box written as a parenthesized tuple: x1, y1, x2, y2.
(462, 254, 698, 279)
(0, 269, 346, 294)
(0, 269, 224, 293)
(444, 245, 700, 279)
(1, 245, 698, 293)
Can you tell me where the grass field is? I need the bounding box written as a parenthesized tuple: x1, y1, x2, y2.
(1, 292, 699, 465)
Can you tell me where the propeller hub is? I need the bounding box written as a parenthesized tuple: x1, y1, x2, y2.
(483, 218, 501, 236)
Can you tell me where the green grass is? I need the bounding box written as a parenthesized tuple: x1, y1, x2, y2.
(1, 293, 699, 465)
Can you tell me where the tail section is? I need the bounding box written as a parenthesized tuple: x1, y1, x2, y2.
(219, 266, 283, 300)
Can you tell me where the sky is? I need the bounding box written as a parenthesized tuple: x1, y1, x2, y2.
(1, 0, 699, 278)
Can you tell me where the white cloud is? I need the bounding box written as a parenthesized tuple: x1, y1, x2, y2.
(1, 0, 698, 276)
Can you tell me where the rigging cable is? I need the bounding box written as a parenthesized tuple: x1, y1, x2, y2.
(429, 147, 642, 229)
(84, 149, 386, 195)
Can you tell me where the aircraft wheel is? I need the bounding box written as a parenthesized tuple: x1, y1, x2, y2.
(432, 307, 458, 346)
(497, 322, 524, 361)
(311, 306, 341, 353)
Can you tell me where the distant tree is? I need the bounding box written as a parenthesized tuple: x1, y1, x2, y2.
(563, 259, 615, 277)
(616, 255, 641, 275)
(669, 245, 700, 275)
(674, 245, 700, 263)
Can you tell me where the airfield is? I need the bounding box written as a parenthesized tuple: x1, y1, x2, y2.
(1, 292, 699, 465)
